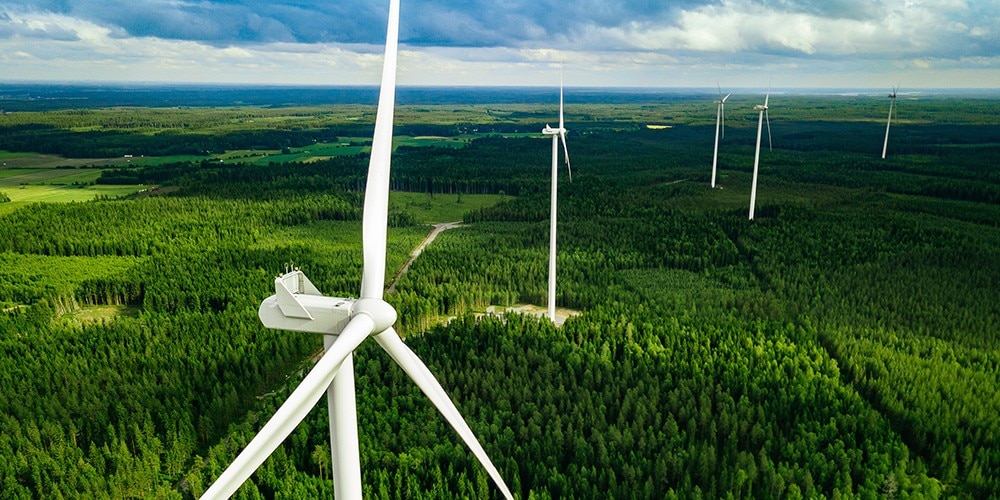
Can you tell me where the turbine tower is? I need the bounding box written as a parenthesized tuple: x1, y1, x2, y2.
(541, 77, 572, 322)
(200, 2, 513, 499)
(749, 87, 771, 221)
(882, 84, 899, 159)
(711, 85, 731, 188)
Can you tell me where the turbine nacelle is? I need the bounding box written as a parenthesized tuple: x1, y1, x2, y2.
(754, 104, 768, 111)
(258, 269, 397, 336)
(542, 124, 566, 135)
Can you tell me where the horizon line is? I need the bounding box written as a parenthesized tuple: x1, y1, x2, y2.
(1, 79, 998, 93)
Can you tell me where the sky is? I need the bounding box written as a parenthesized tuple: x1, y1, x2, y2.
(0, 0, 998, 89)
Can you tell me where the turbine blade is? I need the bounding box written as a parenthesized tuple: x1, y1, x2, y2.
(560, 132, 572, 182)
(559, 79, 565, 130)
(201, 315, 376, 500)
(765, 110, 772, 151)
(360, 0, 400, 301)
(373, 328, 514, 500)
(765, 77, 771, 107)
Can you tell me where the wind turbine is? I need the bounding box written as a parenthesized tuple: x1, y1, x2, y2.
(541, 77, 572, 322)
(882, 84, 899, 159)
(711, 85, 731, 188)
(201, 1, 513, 499)
(748, 86, 771, 221)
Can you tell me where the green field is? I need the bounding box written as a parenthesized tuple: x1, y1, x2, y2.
(0, 151, 152, 212)
(0, 184, 147, 218)
(0, 167, 103, 184)
(0, 152, 123, 168)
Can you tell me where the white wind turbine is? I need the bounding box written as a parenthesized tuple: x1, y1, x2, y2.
(748, 86, 772, 221)
(711, 85, 731, 188)
(200, 1, 514, 499)
(881, 84, 899, 159)
(541, 78, 572, 322)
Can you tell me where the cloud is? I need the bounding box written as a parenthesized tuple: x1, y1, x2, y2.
(1, 0, 696, 46)
(0, 0, 996, 87)
(0, 0, 992, 57)
(548, 0, 996, 63)
(1, 1, 389, 45)
(0, 5, 392, 84)
(769, 0, 883, 20)
(0, 9, 81, 41)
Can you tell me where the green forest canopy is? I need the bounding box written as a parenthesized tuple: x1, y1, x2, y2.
(0, 94, 998, 498)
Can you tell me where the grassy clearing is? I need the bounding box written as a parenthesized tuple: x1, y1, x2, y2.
(46, 170, 106, 184)
(395, 135, 469, 148)
(0, 184, 145, 205)
(0, 152, 120, 168)
(121, 155, 207, 166)
(0, 154, 150, 207)
(389, 192, 508, 224)
(0, 168, 105, 185)
(59, 304, 140, 326)
(0, 169, 30, 180)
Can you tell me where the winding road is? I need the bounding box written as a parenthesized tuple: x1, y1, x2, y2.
(386, 221, 462, 294)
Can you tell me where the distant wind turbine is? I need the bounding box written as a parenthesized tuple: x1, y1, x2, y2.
(749, 86, 772, 221)
(882, 84, 899, 159)
(200, 1, 513, 499)
(541, 77, 572, 321)
(711, 84, 731, 188)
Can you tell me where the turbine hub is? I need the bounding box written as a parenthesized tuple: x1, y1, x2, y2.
(352, 298, 397, 333)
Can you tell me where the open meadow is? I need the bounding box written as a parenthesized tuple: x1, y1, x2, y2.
(0, 89, 998, 498)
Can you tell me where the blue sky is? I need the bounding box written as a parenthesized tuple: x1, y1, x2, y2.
(0, 0, 997, 88)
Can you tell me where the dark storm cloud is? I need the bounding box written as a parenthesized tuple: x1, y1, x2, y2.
(402, 0, 693, 47)
(765, 0, 883, 20)
(2, 0, 700, 46)
(2, 0, 995, 62)
(58, 0, 386, 45)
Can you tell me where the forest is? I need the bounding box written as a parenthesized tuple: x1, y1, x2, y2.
(0, 89, 998, 498)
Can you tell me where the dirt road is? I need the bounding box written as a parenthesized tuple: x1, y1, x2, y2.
(386, 221, 462, 294)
